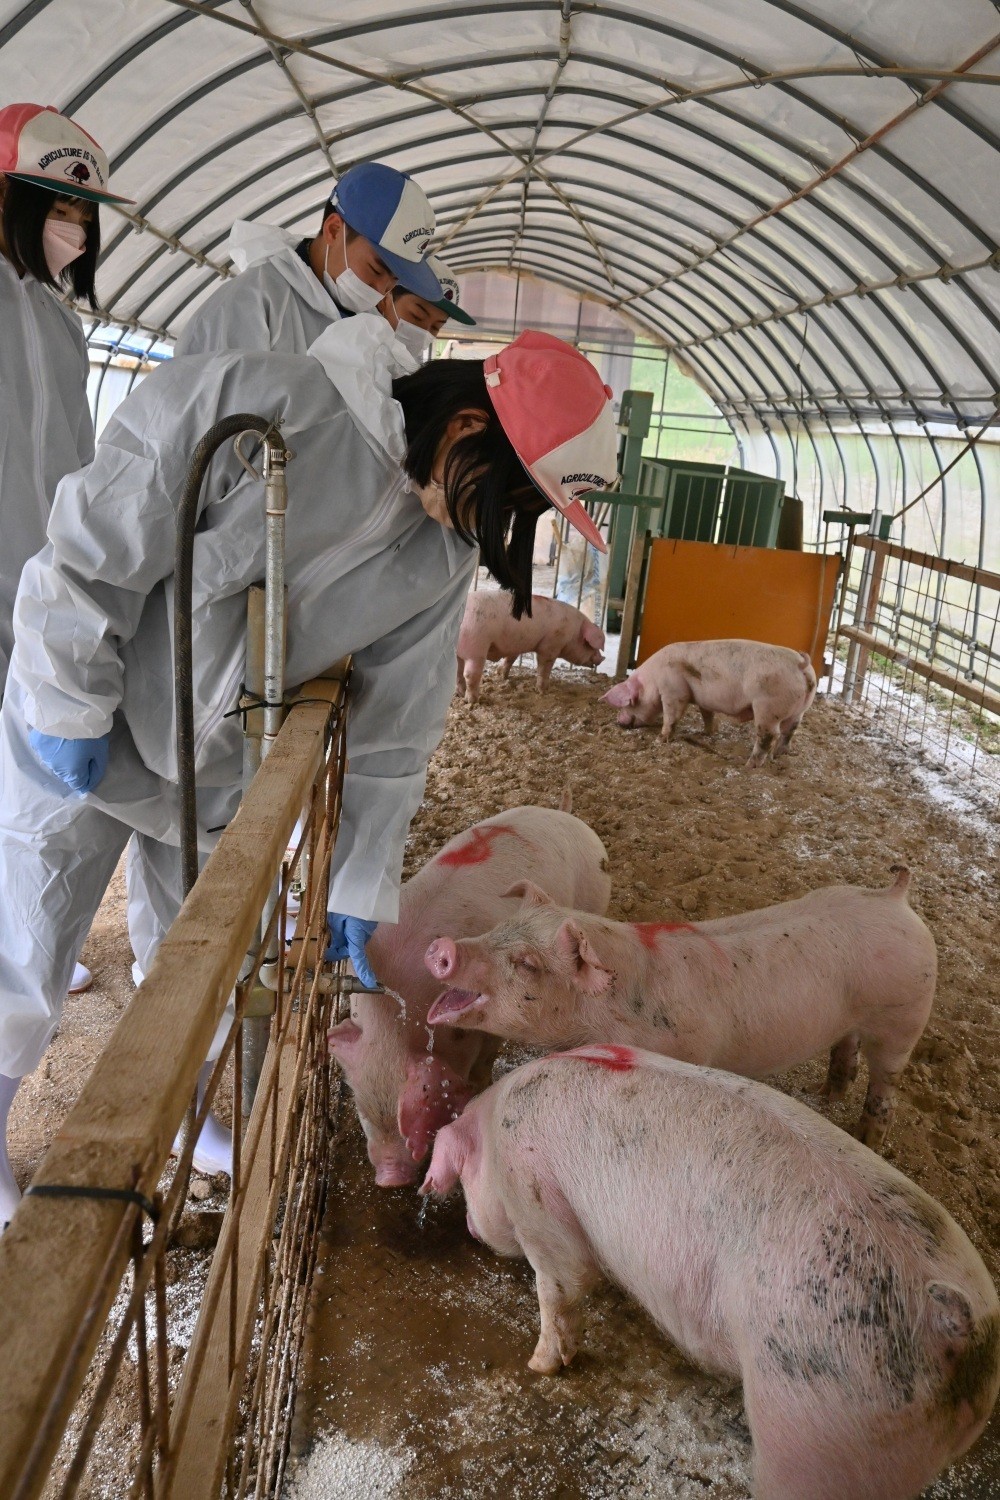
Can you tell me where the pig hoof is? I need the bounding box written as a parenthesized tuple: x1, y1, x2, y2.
(528, 1347, 564, 1375)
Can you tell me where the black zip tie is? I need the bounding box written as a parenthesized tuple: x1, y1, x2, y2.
(223, 687, 338, 730)
(25, 1183, 160, 1222)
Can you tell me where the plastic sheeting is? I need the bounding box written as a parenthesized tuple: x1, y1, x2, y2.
(1, 0, 999, 438)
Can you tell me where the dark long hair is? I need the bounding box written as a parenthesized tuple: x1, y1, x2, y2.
(1, 175, 100, 306)
(392, 359, 547, 617)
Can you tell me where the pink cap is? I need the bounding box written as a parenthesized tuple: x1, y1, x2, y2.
(0, 103, 132, 205)
(484, 330, 617, 552)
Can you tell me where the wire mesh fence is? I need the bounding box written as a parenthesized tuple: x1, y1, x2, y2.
(830, 536, 1000, 804)
(0, 671, 352, 1500)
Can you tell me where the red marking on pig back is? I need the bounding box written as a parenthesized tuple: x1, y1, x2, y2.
(631, 921, 731, 968)
(553, 1043, 637, 1072)
(436, 825, 526, 868)
(632, 921, 698, 948)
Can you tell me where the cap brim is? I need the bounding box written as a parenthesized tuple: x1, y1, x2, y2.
(380, 246, 443, 300)
(555, 497, 608, 553)
(7, 172, 134, 206)
(435, 299, 477, 326)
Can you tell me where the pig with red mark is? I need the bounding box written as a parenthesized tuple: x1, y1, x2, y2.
(601, 638, 817, 767)
(422, 1046, 1000, 1499)
(425, 868, 936, 1149)
(328, 804, 611, 1186)
(456, 590, 605, 703)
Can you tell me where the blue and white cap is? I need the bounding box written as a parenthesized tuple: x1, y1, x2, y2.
(330, 161, 442, 301)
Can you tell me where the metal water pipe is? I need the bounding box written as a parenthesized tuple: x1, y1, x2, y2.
(174, 416, 291, 1127)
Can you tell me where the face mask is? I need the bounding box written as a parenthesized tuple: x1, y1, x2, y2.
(394, 319, 434, 362)
(323, 235, 384, 314)
(42, 219, 87, 279)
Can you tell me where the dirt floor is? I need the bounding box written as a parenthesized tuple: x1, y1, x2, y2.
(285, 662, 1000, 1500)
(7, 653, 1000, 1498)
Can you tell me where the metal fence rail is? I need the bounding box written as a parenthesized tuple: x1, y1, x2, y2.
(830, 537, 1000, 796)
(0, 666, 351, 1500)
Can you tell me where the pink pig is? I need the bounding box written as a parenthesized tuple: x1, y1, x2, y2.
(422, 1047, 1000, 1500)
(425, 868, 936, 1149)
(328, 804, 611, 1186)
(456, 590, 605, 703)
(601, 638, 817, 766)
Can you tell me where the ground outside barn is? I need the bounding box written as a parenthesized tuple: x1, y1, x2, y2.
(283, 663, 1000, 1500)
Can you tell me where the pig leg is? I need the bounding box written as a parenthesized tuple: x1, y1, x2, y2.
(463, 657, 486, 705)
(500, 655, 517, 681)
(747, 713, 780, 768)
(535, 653, 557, 694)
(698, 708, 716, 736)
(659, 692, 690, 741)
(521, 1231, 601, 1374)
(773, 717, 801, 759)
(857, 1036, 912, 1150)
(455, 655, 465, 695)
(820, 1032, 860, 1102)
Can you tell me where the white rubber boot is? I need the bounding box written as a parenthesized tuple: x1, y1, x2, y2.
(0, 1075, 22, 1229)
(68, 962, 92, 994)
(173, 1062, 233, 1177)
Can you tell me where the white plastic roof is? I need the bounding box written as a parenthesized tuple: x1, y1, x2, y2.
(3, 1, 1000, 434)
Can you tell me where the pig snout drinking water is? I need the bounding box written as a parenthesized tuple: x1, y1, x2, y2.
(457, 590, 604, 703)
(421, 1047, 1000, 1500)
(601, 638, 817, 766)
(425, 868, 936, 1149)
(328, 804, 611, 1186)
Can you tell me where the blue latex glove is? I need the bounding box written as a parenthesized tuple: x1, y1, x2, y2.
(325, 913, 379, 989)
(28, 729, 111, 794)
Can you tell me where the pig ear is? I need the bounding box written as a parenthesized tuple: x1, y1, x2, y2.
(555, 919, 612, 995)
(327, 1018, 363, 1063)
(600, 675, 639, 708)
(502, 880, 556, 908)
(582, 622, 605, 651)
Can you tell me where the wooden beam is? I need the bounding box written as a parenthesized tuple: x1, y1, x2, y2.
(0, 675, 345, 1500)
(839, 626, 1000, 719)
(855, 536, 1000, 595)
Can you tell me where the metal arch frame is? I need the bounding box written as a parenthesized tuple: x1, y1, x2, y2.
(92, 53, 995, 336)
(460, 248, 797, 438)
(11, 0, 997, 461)
(66, 2, 1000, 355)
(71, 86, 999, 430)
(477, 152, 977, 415)
(116, 119, 991, 422)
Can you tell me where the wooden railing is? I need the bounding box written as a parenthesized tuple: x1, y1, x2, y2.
(0, 666, 351, 1500)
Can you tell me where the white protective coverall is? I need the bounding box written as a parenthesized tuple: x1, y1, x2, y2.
(0, 254, 94, 690)
(0, 327, 477, 1078)
(174, 222, 342, 358)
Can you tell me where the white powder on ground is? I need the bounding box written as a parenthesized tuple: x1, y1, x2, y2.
(282, 1432, 414, 1499)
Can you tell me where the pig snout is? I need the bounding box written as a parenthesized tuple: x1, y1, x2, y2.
(424, 939, 487, 1026)
(373, 1155, 421, 1189)
(425, 936, 458, 980)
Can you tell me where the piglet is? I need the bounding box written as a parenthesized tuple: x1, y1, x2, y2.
(601, 638, 817, 766)
(422, 1046, 1000, 1500)
(457, 591, 604, 703)
(328, 803, 611, 1186)
(425, 868, 936, 1149)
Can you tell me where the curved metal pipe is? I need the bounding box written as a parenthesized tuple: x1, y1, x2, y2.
(174, 413, 281, 897)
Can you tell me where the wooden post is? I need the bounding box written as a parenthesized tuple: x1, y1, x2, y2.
(844, 536, 888, 701)
(615, 531, 649, 677)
